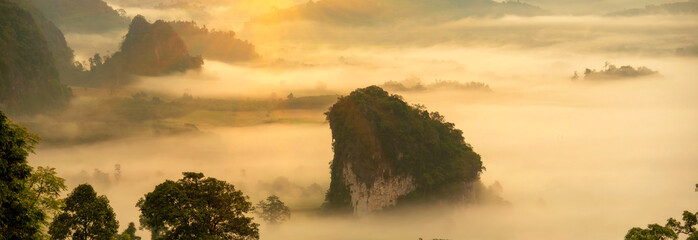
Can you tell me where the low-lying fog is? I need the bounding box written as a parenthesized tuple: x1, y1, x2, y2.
(28, 6, 698, 240)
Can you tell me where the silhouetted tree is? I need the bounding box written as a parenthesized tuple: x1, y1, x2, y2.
(256, 195, 291, 224)
(49, 184, 119, 240)
(625, 210, 698, 240)
(137, 172, 259, 240)
(0, 111, 42, 238)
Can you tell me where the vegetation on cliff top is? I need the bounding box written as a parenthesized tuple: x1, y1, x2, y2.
(324, 86, 483, 211)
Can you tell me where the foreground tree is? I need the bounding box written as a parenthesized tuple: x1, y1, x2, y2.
(0, 111, 42, 238)
(256, 195, 290, 224)
(23, 166, 68, 239)
(137, 172, 259, 240)
(625, 210, 698, 240)
(49, 184, 119, 239)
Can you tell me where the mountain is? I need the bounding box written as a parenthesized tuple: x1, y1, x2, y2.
(608, 0, 698, 16)
(0, 0, 72, 115)
(323, 86, 484, 215)
(26, 0, 129, 33)
(87, 15, 203, 86)
(252, 0, 546, 26)
(10, 0, 84, 85)
(167, 21, 259, 63)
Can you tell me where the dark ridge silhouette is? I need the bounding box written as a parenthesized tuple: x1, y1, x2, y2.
(0, 0, 72, 115)
(167, 21, 259, 63)
(26, 0, 129, 33)
(10, 0, 84, 85)
(86, 15, 203, 87)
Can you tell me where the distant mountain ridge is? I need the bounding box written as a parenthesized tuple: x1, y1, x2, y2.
(608, 0, 698, 16)
(26, 0, 129, 33)
(167, 21, 259, 63)
(252, 0, 547, 25)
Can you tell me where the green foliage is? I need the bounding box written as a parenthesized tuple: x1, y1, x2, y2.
(48, 184, 119, 240)
(10, 0, 83, 86)
(0, 0, 72, 115)
(22, 166, 67, 239)
(626, 210, 698, 240)
(0, 110, 42, 238)
(324, 86, 483, 210)
(137, 172, 259, 240)
(256, 195, 291, 224)
(118, 222, 141, 240)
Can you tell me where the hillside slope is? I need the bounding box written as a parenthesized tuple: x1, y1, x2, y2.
(0, 0, 72, 115)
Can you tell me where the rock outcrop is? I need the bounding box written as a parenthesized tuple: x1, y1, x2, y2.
(342, 162, 416, 215)
(324, 86, 483, 215)
(87, 15, 203, 86)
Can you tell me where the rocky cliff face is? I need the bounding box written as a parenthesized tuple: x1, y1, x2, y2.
(324, 86, 483, 215)
(342, 162, 415, 215)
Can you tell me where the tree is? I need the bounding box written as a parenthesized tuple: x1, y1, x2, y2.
(22, 166, 68, 239)
(0, 111, 42, 239)
(118, 222, 141, 240)
(626, 210, 698, 240)
(256, 195, 291, 224)
(137, 172, 259, 240)
(48, 184, 119, 240)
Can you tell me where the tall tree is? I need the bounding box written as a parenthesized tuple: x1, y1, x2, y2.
(137, 172, 259, 240)
(48, 184, 119, 240)
(626, 210, 698, 240)
(256, 195, 290, 224)
(0, 110, 42, 238)
(23, 166, 67, 239)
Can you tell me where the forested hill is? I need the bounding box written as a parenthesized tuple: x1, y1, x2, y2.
(26, 0, 129, 33)
(0, 0, 72, 115)
(86, 15, 203, 87)
(324, 86, 484, 212)
(167, 21, 259, 63)
(10, 0, 81, 85)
